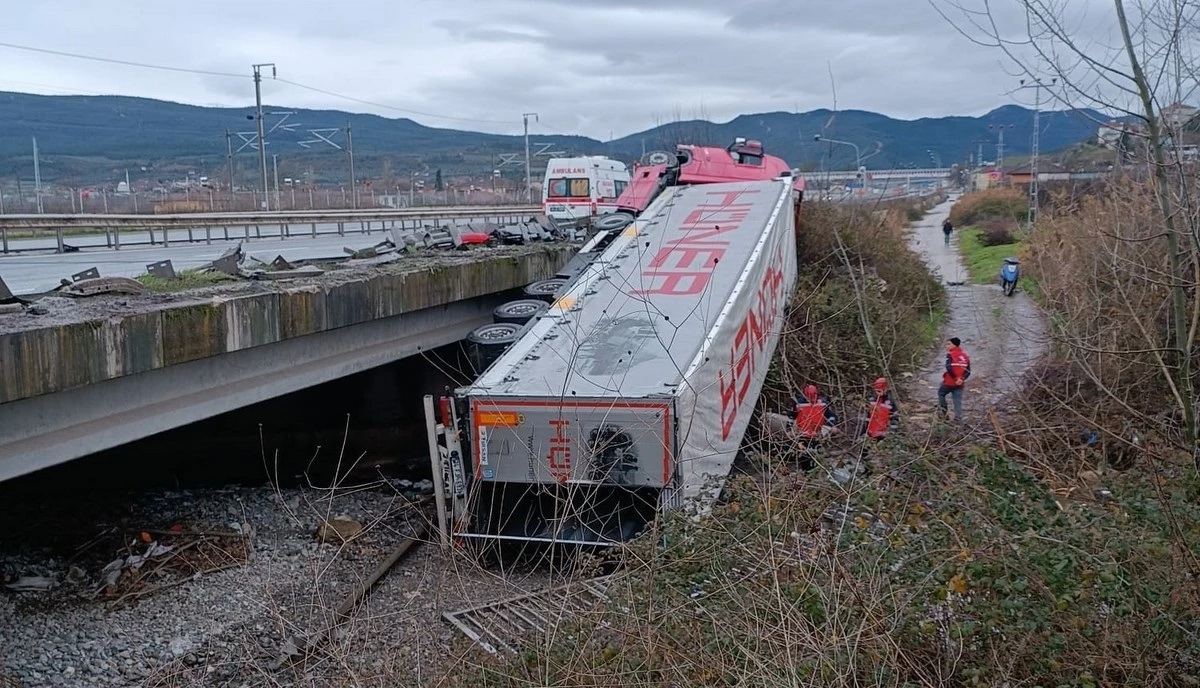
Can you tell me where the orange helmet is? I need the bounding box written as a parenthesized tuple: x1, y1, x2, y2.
(803, 384, 819, 402)
(873, 377, 888, 393)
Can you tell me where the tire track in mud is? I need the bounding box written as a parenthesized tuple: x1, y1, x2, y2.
(905, 198, 1049, 420)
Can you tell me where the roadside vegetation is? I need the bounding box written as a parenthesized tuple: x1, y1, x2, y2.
(435, 189, 1198, 687)
(136, 267, 234, 293)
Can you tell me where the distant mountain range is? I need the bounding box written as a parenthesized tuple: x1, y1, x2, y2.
(0, 91, 1111, 185)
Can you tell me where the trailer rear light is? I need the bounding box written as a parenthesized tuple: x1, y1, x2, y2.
(439, 397, 454, 427)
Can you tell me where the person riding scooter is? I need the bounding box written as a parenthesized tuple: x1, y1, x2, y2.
(999, 257, 1020, 296)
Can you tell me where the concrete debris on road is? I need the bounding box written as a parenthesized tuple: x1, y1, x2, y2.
(58, 276, 149, 298)
(0, 210, 577, 298)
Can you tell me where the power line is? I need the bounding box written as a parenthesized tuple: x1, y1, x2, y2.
(0, 40, 247, 78)
(0, 38, 563, 132)
(273, 77, 514, 125)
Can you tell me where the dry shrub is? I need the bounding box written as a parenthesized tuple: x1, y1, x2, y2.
(976, 218, 1018, 246)
(1024, 177, 1196, 422)
(949, 187, 1027, 226)
(761, 199, 945, 416)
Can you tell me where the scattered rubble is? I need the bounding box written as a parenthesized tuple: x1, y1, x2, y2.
(0, 483, 550, 687)
(314, 516, 363, 544)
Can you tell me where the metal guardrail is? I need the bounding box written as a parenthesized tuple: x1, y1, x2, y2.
(0, 205, 541, 254)
(0, 205, 541, 228)
(443, 576, 614, 655)
(810, 167, 954, 182)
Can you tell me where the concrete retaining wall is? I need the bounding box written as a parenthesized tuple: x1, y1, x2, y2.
(0, 246, 572, 405)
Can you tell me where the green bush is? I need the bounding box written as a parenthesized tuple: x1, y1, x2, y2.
(950, 188, 1027, 226)
(977, 218, 1018, 246)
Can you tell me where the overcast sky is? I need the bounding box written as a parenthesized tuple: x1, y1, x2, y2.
(0, 0, 1133, 139)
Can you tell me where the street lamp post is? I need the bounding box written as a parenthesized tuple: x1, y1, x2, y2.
(813, 134, 861, 170)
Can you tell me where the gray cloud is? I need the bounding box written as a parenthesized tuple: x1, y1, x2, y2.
(0, 0, 1146, 139)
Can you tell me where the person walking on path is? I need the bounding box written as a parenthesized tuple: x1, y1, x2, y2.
(938, 337, 971, 422)
(942, 218, 954, 246)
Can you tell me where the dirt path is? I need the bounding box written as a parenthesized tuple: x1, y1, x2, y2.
(906, 198, 1048, 419)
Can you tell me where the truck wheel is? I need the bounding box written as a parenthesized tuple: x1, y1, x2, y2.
(523, 278, 568, 302)
(466, 322, 520, 372)
(593, 212, 634, 232)
(467, 322, 520, 347)
(493, 299, 548, 325)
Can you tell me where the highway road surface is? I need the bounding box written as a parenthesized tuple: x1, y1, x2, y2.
(0, 218, 451, 253)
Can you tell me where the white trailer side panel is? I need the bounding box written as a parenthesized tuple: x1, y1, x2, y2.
(667, 181, 797, 507)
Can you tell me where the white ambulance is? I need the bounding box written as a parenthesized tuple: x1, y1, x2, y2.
(541, 156, 631, 221)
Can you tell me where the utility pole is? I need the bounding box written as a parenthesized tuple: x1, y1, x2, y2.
(225, 129, 235, 210)
(252, 62, 276, 211)
(523, 112, 538, 203)
(345, 121, 357, 209)
(272, 154, 281, 211)
(1017, 77, 1057, 227)
(32, 137, 43, 214)
(988, 124, 1013, 173)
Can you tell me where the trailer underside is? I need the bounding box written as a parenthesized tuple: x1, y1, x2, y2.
(462, 482, 660, 546)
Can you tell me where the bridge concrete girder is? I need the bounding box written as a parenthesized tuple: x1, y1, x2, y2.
(0, 294, 500, 483)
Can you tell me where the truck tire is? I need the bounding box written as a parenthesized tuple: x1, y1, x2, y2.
(467, 322, 520, 347)
(493, 299, 548, 325)
(523, 278, 569, 302)
(466, 322, 520, 372)
(593, 212, 634, 232)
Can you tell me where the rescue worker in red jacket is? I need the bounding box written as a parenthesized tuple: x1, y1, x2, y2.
(866, 377, 900, 439)
(937, 337, 971, 422)
(792, 384, 840, 439)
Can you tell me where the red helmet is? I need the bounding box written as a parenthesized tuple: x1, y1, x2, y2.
(803, 384, 819, 402)
(873, 377, 888, 393)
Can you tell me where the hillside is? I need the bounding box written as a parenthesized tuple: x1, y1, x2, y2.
(0, 91, 1109, 185)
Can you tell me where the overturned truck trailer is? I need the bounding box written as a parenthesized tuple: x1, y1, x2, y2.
(426, 177, 801, 548)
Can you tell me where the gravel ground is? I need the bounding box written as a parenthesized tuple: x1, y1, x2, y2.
(0, 481, 554, 687)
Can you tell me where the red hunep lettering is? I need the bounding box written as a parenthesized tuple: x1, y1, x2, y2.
(649, 246, 726, 271)
(548, 418, 571, 482)
(718, 240, 788, 439)
(633, 191, 760, 298)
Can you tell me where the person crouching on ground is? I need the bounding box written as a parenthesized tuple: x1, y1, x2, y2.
(865, 377, 900, 439)
(937, 337, 971, 423)
(794, 384, 840, 440)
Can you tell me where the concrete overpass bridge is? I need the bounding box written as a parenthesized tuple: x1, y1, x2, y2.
(0, 244, 571, 483)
